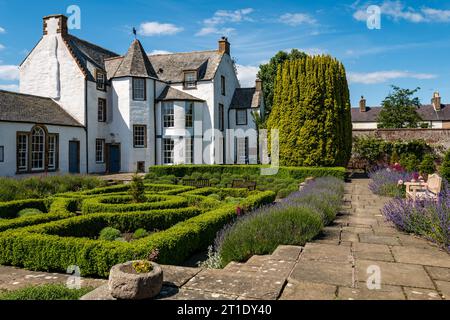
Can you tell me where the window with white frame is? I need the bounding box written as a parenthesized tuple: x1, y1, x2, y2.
(96, 70, 106, 91)
(31, 127, 45, 170)
(236, 109, 247, 125)
(0, 146, 3, 162)
(133, 125, 147, 148)
(98, 98, 106, 122)
(132, 78, 146, 101)
(95, 139, 104, 163)
(186, 102, 193, 128)
(163, 102, 174, 128)
(17, 134, 28, 171)
(184, 71, 196, 89)
(185, 137, 193, 164)
(236, 137, 249, 164)
(47, 135, 57, 170)
(163, 138, 174, 164)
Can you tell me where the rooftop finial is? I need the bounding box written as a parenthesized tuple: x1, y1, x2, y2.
(133, 27, 137, 39)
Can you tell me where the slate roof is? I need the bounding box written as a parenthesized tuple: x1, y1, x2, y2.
(0, 90, 83, 127)
(230, 88, 262, 109)
(63, 35, 119, 81)
(352, 104, 450, 122)
(157, 86, 205, 102)
(108, 40, 157, 79)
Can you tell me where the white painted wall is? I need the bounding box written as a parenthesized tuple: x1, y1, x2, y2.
(0, 122, 86, 177)
(352, 122, 378, 129)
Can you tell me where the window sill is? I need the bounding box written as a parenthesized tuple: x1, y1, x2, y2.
(16, 169, 59, 175)
(133, 146, 147, 149)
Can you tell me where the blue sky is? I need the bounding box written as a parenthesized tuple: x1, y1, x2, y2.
(0, 0, 450, 107)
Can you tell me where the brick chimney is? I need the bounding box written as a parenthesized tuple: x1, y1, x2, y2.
(43, 14, 68, 36)
(218, 36, 230, 55)
(359, 96, 367, 112)
(432, 91, 441, 111)
(255, 78, 262, 91)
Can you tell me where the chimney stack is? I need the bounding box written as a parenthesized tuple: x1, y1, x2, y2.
(218, 36, 230, 55)
(359, 96, 367, 112)
(255, 78, 262, 92)
(43, 14, 68, 36)
(432, 91, 441, 111)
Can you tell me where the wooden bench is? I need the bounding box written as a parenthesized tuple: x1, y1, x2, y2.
(405, 173, 442, 202)
(182, 178, 211, 188)
(229, 180, 257, 191)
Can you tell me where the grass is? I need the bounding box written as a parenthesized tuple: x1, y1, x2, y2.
(0, 284, 93, 300)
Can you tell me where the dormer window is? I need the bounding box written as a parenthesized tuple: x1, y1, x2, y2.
(184, 71, 197, 89)
(96, 70, 106, 91)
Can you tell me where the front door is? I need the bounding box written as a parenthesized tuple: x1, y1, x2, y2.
(68, 141, 80, 174)
(107, 144, 121, 173)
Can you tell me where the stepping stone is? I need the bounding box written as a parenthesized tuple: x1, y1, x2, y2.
(403, 287, 442, 300)
(359, 234, 401, 246)
(300, 243, 352, 263)
(270, 245, 302, 261)
(355, 259, 434, 289)
(184, 269, 285, 300)
(352, 243, 394, 262)
(338, 283, 405, 300)
(289, 260, 354, 287)
(424, 266, 450, 281)
(435, 281, 450, 300)
(161, 265, 202, 287)
(279, 280, 337, 300)
(391, 246, 450, 268)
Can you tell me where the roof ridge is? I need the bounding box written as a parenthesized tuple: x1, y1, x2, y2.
(0, 89, 54, 100)
(66, 34, 119, 56)
(148, 50, 220, 57)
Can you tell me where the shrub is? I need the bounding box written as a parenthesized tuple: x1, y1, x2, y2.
(440, 149, 450, 182)
(400, 154, 419, 172)
(0, 198, 51, 219)
(129, 174, 146, 203)
(133, 228, 148, 239)
(419, 154, 436, 175)
(17, 208, 43, 217)
(132, 260, 153, 273)
(0, 284, 92, 300)
(99, 227, 121, 241)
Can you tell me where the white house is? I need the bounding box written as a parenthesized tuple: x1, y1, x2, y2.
(0, 14, 263, 177)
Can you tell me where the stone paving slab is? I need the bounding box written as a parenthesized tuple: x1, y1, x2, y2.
(403, 287, 442, 300)
(337, 283, 405, 300)
(358, 233, 401, 246)
(300, 243, 352, 263)
(352, 243, 395, 262)
(355, 260, 435, 289)
(391, 246, 450, 268)
(424, 266, 450, 281)
(279, 280, 337, 300)
(270, 245, 302, 261)
(162, 265, 202, 287)
(289, 260, 354, 287)
(434, 281, 450, 300)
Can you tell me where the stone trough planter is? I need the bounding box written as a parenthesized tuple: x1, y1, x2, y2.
(108, 260, 163, 300)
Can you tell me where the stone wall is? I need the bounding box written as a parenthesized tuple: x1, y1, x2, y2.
(353, 129, 450, 151)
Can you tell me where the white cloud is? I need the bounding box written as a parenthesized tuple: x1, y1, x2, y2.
(236, 64, 259, 87)
(196, 8, 253, 36)
(353, 1, 450, 23)
(279, 13, 317, 26)
(0, 44, 5, 51)
(138, 21, 183, 36)
(148, 50, 172, 55)
(0, 27, 5, 34)
(348, 70, 437, 84)
(0, 65, 19, 81)
(0, 84, 19, 91)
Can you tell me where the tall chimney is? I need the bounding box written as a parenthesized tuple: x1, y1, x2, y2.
(359, 96, 367, 112)
(255, 78, 262, 91)
(43, 14, 68, 36)
(432, 91, 441, 111)
(218, 36, 230, 55)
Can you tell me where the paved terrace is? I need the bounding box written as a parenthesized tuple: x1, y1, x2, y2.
(1, 179, 449, 300)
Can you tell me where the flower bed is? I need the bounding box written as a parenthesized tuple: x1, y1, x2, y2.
(369, 167, 414, 198)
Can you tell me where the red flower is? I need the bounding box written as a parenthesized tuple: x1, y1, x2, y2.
(236, 206, 242, 217)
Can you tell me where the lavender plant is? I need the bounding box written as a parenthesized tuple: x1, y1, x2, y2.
(369, 168, 413, 197)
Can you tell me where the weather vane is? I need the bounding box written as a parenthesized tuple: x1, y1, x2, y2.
(132, 27, 137, 39)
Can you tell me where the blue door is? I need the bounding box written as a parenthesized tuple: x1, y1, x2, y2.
(108, 144, 120, 173)
(68, 141, 80, 174)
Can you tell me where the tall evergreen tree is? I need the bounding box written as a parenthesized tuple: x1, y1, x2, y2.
(267, 55, 352, 167)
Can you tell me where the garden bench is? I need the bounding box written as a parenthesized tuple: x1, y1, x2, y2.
(229, 180, 257, 191)
(182, 178, 211, 188)
(405, 173, 442, 202)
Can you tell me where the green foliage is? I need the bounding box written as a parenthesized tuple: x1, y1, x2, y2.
(440, 149, 450, 181)
(99, 227, 121, 241)
(257, 49, 307, 117)
(0, 175, 106, 202)
(0, 198, 50, 219)
(399, 154, 419, 172)
(419, 154, 436, 175)
(0, 284, 92, 300)
(377, 86, 423, 128)
(132, 260, 153, 273)
(133, 228, 148, 239)
(129, 174, 146, 203)
(17, 208, 43, 217)
(266, 55, 352, 167)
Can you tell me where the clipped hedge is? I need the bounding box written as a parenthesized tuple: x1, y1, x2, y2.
(0, 198, 52, 219)
(0, 190, 275, 277)
(148, 165, 346, 180)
